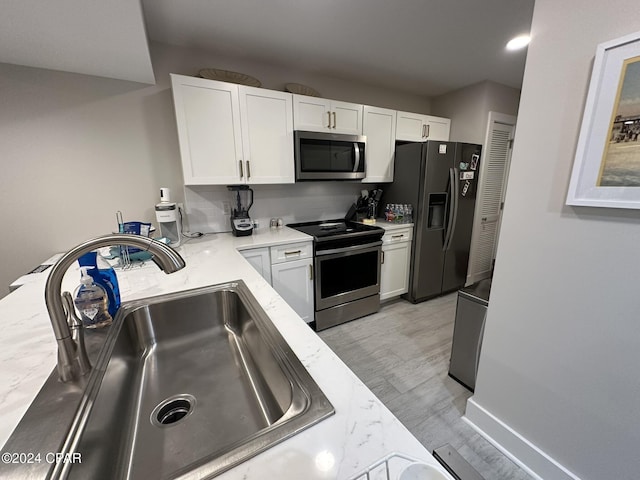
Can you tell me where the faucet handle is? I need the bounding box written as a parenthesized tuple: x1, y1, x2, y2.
(62, 291, 81, 328)
(62, 292, 92, 375)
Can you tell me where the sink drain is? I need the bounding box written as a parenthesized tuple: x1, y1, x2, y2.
(151, 394, 196, 427)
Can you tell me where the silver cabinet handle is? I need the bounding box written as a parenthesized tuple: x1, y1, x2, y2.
(327, 111, 331, 128)
(381, 250, 385, 264)
(332, 111, 336, 129)
(239, 160, 244, 178)
(246, 160, 251, 179)
(425, 124, 430, 138)
(422, 125, 426, 138)
(285, 250, 302, 256)
(309, 264, 313, 280)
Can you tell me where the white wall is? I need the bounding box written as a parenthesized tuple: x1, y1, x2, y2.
(466, 1, 640, 479)
(431, 80, 521, 144)
(0, 42, 431, 297)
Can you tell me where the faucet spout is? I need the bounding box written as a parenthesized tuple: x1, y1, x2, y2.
(45, 234, 186, 382)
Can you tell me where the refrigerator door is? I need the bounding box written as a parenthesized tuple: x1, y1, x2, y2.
(442, 143, 482, 292)
(412, 141, 455, 300)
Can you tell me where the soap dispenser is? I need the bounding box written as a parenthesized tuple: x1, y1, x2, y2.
(73, 267, 113, 329)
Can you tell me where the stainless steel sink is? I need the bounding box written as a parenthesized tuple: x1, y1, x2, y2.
(3, 281, 334, 480)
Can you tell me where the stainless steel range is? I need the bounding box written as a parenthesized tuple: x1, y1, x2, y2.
(288, 220, 384, 330)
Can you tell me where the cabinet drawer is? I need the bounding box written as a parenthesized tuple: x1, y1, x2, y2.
(382, 227, 413, 245)
(270, 242, 312, 264)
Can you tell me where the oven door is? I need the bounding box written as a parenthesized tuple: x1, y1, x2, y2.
(315, 241, 382, 311)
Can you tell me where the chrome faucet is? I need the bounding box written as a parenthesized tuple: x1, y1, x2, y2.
(45, 234, 186, 382)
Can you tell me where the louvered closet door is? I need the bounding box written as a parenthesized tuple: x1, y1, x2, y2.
(467, 116, 515, 284)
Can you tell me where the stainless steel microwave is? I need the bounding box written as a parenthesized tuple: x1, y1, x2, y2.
(294, 131, 366, 181)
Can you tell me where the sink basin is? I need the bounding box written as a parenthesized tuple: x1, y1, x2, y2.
(4, 281, 333, 479)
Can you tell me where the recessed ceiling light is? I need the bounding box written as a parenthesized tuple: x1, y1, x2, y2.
(506, 35, 531, 51)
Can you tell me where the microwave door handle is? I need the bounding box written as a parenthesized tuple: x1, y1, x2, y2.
(352, 143, 361, 172)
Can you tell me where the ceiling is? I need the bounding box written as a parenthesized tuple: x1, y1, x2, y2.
(0, 0, 155, 84)
(1, 0, 535, 97)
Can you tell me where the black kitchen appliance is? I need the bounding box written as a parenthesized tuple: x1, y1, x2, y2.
(227, 185, 254, 236)
(384, 141, 482, 302)
(287, 220, 384, 330)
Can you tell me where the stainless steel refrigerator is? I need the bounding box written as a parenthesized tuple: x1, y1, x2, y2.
(384, 141, 482, 303)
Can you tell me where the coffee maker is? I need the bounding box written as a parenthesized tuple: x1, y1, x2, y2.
(227, 185, 254, 236)
(154, 187, 181, 246)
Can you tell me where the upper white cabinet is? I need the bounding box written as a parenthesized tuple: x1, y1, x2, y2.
(362, 106, 397, 183)
(293, 94, 363, 135)
(171, 74, 294, 185)
(395, 111, 451, 142)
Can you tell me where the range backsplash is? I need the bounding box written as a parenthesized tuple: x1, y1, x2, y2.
(184, 183, 368, 234)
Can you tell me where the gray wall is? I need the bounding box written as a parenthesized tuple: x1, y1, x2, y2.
(469, 1, 640, 479)
(431, 80, 521, 144)
(0, 42, 431, 297)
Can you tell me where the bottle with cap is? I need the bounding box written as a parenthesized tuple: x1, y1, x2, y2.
(73, 267, 113, 329)
(78, 252, 120, 317)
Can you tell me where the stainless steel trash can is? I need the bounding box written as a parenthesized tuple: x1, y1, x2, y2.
(448, 278, 491, 391)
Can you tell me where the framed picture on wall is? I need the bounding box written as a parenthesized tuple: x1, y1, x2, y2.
(567, 30, 640, 209)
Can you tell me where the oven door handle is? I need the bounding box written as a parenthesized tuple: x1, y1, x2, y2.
(315, 240, 382, 257)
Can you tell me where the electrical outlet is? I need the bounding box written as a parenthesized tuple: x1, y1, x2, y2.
(222, 201, 231, 215)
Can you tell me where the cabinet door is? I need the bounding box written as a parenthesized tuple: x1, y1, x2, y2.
(171, 74, 243, 185)
(271, 258, 314, 323)
(362, 106, 397, 183)
(239, 87, 295, 184)
(380, 242, 411, 300)
(395, 111, 428, 141)
(425, 116, 451, 141)
(331, 100, 363, 134)
(292, 95, 332, 132)
(240, 248, 272, 284)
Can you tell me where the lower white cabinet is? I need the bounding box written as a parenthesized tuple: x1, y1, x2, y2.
(240, 247, 272, 284)
(240, 241, 314, 323)
(271, 257, 314, 323)
(380, 226, 413, 301)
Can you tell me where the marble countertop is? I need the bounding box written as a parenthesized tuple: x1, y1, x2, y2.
(0, 227, 450, 480)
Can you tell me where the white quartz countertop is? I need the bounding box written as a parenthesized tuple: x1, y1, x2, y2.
(0, 226, 450, 480)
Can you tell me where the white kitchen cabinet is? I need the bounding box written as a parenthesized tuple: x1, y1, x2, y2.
(171, 74, 294, 185)
(270, 241, 314, 323)
(395, 111, 451, 142)
(362, 106, 397, 183)
(292, 94, 363, 134)
(380, 226, 413, 301)
(238, 86, 295, 184)
(240, 247, 272, 284)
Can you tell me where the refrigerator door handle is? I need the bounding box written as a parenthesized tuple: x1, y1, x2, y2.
(443, 167, 459, 251)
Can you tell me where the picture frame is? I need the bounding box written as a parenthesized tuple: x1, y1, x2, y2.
(567, 30, 640, 209)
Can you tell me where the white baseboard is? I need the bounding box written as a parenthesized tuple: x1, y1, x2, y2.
(463, 397, 581, 480)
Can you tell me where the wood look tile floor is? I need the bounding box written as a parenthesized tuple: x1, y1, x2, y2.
(319, 294, 534, 480)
